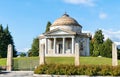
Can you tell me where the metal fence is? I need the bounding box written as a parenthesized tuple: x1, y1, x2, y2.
(13, 57, 39, 71)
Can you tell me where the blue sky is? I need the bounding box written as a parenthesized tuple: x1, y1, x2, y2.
(0, 0, 120, 52)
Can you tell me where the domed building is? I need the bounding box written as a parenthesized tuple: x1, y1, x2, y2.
(39, 13, 90, 56)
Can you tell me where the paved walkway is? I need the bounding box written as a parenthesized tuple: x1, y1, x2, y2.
(0, 71, 34, 77)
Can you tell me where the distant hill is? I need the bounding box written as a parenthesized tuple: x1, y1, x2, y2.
(17, 52, 27, 56)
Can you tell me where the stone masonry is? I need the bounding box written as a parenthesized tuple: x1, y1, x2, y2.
(75, 43, 80, 66)
(112, 43, 118, 66)
(39, 44, 45, 65)
(6, 44, 13, 71)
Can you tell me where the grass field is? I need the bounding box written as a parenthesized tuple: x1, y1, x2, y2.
(0, 57, 119, 66)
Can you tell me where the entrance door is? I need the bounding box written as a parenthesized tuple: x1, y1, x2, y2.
(59, 44, 62, 54)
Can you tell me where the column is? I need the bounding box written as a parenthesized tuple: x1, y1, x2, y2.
(7, 44, 13, 71)
(72, 37, 75, 54)
(63, 37, 65, 54)
(54, 38, 56, 54)
(45, 38, 48, 54)
(112, 43, 118, 66)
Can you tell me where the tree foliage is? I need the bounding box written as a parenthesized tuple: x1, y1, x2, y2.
(45, 21, 51, 32)
(20, 52, 26, 57)
(0, 24, 17, 58)
(28, 37, 39, 57)
(90, 29, 113, 58)
(92, 30, 104, 56)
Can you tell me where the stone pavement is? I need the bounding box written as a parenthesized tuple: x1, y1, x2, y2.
(0, 71, 34, 77)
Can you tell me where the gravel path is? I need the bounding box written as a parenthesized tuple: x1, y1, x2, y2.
(0, 71, 34, 77)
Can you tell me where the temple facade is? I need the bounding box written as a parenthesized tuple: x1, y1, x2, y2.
(39, 13, 90, 57)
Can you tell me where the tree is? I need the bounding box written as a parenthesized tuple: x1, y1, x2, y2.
(94, 30, 104, 44)
(0, 25, 17, 58)
(20, 52, 26, 57)
(28, 37, 39, 57)
(4, 25, 17, 57)
(117, 48, 120, 59)
(92, 30, 104, 56)
(101, 38, 112, 58)
(45, 21, 51, 32)
(0, 25, 4, 58)
(90, 40, 94, 56)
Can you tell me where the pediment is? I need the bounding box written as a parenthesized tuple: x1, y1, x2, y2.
(44, 28, 76, 35)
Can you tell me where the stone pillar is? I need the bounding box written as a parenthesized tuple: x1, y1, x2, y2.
(45, 38, 48, 54)
(112, 43, 118, 66)
(6, 44, 13, 71)
(54, 38, 56, 54)
(75, 43, 80, 66)
(39, 44, 45, 65)
(86, 38, 90, 56)
(63, 38, 65, 54)
(72, 37, 75, 54)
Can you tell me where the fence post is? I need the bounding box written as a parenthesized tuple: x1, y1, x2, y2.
(112, 43, 118, 66)
(75, 43, 80, 66)
(6, 44, 13, 71)
(39, 44, 45, 65)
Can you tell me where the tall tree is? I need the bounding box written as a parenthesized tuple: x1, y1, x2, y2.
(101, 38, 112, 58)
(4, 25, 17, 57)
(0, 25, 17, 58)
(45, 21, 51, 32)
(28, 37, 39, 57)
(0, 24, 4, 58)
(90, 40, 94, 56)
(94, 30, 104, 44)
(92, 30, 104, 56)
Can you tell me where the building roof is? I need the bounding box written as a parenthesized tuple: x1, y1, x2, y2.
(51, 13, 82, 27)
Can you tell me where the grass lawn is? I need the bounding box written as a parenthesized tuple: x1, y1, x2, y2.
(0, 58, 7, 66)
(0, 56, 119, 66)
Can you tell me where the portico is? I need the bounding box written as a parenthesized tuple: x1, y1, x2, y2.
(45, 35, 75, 56)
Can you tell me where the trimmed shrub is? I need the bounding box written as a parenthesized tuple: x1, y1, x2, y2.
(34, 64, 120, 76)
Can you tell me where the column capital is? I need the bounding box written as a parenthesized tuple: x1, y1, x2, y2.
(71, 36, 75, 39)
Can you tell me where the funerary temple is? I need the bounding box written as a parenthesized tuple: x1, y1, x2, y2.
(39, 13, 91, 56)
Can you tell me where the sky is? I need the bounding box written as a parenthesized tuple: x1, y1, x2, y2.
(0, 0, 120, 52)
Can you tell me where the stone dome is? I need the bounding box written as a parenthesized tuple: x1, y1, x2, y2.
(51, 13, 82, 27)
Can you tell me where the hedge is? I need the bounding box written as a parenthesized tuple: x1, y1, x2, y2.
(34, 64, 120, 76)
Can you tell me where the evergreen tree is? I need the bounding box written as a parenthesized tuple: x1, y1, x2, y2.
(0, 24, 4, 58)
(0, 25, 17, 58)
(28, 37, 39, 57)
(4, 25, 17, 57)
(117, 48, 120, 59)
(90, 40, 94, 56)
(45, 21, 51, 32)
(101, 38, 112, 58)
(92, 30, 104, 56)
(94, 30, 104, 44)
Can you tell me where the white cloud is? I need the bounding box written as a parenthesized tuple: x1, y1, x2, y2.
(99, 12, 107, 19)
(63, 0, 95, 7)
(102, 29, 120, 45)
(83, 29, 120, 45)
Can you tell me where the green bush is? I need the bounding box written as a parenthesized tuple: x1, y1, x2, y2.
(34, 64, 120, 76)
